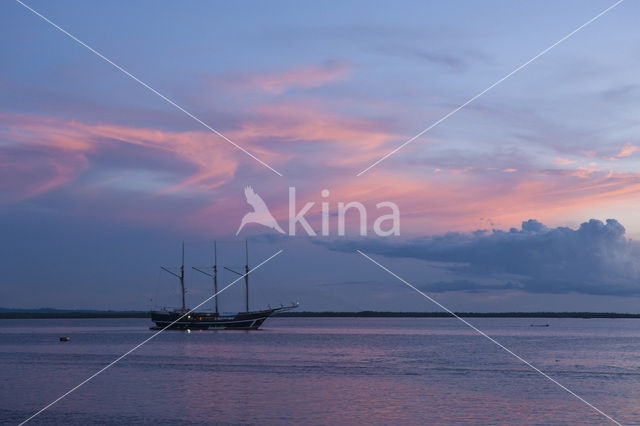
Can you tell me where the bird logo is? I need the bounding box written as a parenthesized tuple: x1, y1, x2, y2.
(236, 186, 285, 235)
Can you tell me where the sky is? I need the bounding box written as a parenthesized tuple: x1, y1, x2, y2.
(2, 0, 640, 312)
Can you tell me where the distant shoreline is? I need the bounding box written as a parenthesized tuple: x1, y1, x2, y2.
(1, 310, 639, 319)
(274, 311, 640, 318)
(0, 311, 149, 319)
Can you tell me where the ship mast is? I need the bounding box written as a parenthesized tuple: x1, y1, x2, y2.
(214, 241, 219, 315)
(180, 241, 185, 311)
(245, 239, 249, 312)
(192, 240, 219, 315)
(223, 240, 251, 313)
(160, 241, 186, 312)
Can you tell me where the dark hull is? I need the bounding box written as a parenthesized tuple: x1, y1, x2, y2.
(150, 307, 288, 330)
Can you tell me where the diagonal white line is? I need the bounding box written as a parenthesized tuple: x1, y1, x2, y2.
(356, 250, 621, 425)
(14, 0, 283, 177)
(19, 249, 284, 425)
(357, 0, 625, 176)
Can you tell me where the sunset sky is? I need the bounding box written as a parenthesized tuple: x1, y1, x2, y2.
(2, 0, 640, 312)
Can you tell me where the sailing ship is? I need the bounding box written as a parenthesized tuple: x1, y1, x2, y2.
(151, 241, 297, 330)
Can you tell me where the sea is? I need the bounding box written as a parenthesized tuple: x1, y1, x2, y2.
(0, 317, 638, 425)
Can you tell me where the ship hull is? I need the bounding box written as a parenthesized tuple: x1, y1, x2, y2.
(150, 307, 285, 330)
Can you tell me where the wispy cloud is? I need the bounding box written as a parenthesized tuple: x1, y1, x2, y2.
(605, 142, 640, 161)
(554, 157, 576, 166)
(214, 61, 352, 95)
(375, 44, 482, 72)
(0, 113, 242, 199)
(0, 145, 88, 201)
(226, 102, 397, 165)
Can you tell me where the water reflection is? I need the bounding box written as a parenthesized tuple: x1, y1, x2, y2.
(1, 317, 638, 424)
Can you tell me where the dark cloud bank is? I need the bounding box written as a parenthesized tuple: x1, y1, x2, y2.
(320, 219, 640, 296)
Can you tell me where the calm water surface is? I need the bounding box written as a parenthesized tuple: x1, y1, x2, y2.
(1, 317, 639, 425)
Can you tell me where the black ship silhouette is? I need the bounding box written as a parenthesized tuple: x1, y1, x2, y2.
(151, 241, 297, 330)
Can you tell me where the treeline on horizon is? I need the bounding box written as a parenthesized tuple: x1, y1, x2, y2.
(1, 309, 639, 319)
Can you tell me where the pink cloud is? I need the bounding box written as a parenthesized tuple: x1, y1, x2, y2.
(227, 102, 399, 166)
(0, 147, 88, 200)
(339, 166, 640, 234)
(553, 157, 575, 166)
(0, 113, 243, 199)
(5, 110, 640, 237)
(217, 62, 352, 95)
(605, 142, 640, 161)
(182, 162, 640, 236)
(0, 100, 401, 204)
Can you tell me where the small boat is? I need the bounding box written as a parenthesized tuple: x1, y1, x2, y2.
(151, 241, 297, 330)
(59, 337, 70, 342)
(530, 324, 550, 327)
